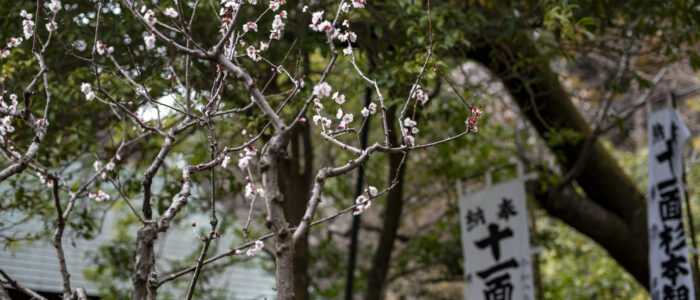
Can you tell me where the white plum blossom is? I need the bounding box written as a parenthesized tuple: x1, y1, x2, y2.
(144, 33, 156, 50)
(272, 15, 285, 31)
(343, 45, 353, 56)
(309, 11, 329, 32)
(221, 0, 241, 14)
(269, 0, 280, 11)
(269, 30, 281, 40)
(248, 0, 257, 5)
(341, 2, 350, 13)
(353, 195, 371, 215)
(313, 98, 323, 110)
(312, 115, 322, 125)
(321, 117, 331, 128)
(246, 240, 264, 256)
(412, 86, 429, 104)
(244, 182, 256, 199)
(303, 5, 309, 13)
(244, 145, 257, 156)
(311, 11, 324, 24)
(336, 108, 343, 119)
(342, 31, 357, 43)
(163, 7, 179, 18)
(7, 37, 23, 48)
(48, 0, 62, 13)
(45, 21, 57, 32)
(361, 107, 369, 117)
(23, 19, 34, 39)
(222, 155, 231, 168)
(81, 83, 91, 94)
(106, 161, 115, 171)
(246, 46, 261, 61)
(93, 160, 103, 172)
(238, 154, 251, 169)
(340, 113, 353, 128)
(260, 41, 269, 51)
(403, 117, 417, 128)
(81, 83, 95, 101)
(279, 10, 287, 18)
(367, 186, 378, 197)
(351, 0, 367, 8)
(96, 40, 107, 55)
(91, 190, 110, 202)
(319, 21, 332, 32)
(242, 21, 258, 33)
(312, 82, 332, 98)
(144, 9, 157, 25)
(368, 102, 377, 114)
(332, 92, 345, 105)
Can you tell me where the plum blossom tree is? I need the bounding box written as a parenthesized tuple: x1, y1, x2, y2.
(0, 0, 481, 299)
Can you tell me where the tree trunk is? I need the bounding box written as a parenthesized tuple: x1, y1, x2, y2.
(132, 224, 158, 300)
(262, 133, 295, 299)
(364, 106, 406, 300)
(280, 123, 313, 300)
(465, 35, 649, 288)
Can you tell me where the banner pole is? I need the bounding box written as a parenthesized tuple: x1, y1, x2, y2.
(673, 92, 700, 296)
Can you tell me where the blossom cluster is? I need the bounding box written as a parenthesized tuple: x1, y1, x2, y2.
(244, 181, 265, 200)
(402, 117, 419, 146)
(93, 159, 116, 180)
(2, 10, 35, 59)
(466, 105, 483, 132)
(246, 240, 264, 256)
(412, 85, 429, 105)
(0, 92, 19, 144)
(95, 40, 114, 56)
(353, 185, 377, 215)
(38, 174, 54, 188)
(81, 83, 95, 101)
(89, 190, 111, 202)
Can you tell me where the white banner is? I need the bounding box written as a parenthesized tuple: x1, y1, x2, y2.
(647, 107, 695, 300)
(458, 177, 535, 300)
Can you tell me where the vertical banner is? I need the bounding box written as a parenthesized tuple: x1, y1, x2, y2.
(458, 178, 535, 300)
(647, 107, 695, 300)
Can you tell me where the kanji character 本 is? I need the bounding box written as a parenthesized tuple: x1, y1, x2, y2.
(652, 123, 665, 144)
(475, 223, 514, 260)
(661, 252, 689, 286)
(466, 207, 486, 231)
(497, 198, 517, 221)
(483, 273, 514, 300)
(663, 284, 690, 300)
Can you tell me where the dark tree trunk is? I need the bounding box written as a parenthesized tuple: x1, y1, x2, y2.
(364, 106, 407, 300)
(465, 35, 649, 288)
(279, 122, 313, 300)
